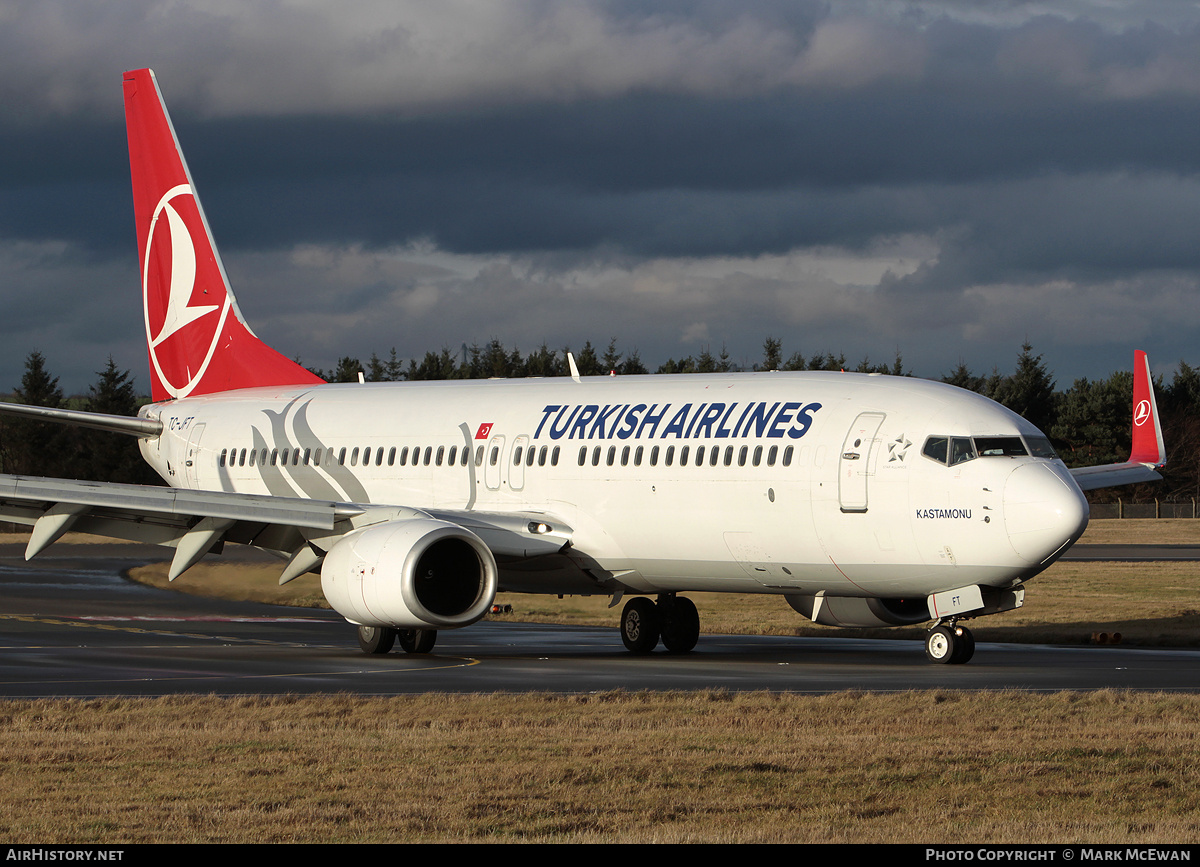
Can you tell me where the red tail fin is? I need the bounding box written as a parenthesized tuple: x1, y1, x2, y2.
(123, 69, 324, 402)
(1130, 350, 1166, 467)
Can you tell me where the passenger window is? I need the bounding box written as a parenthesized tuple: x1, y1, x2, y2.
(679, 446, 689, 465)
(592, 446, 601, 467)
(753, 445, 762, 467)
(665, 445, 675, 466)
(219, 449, 227, 467)
(490, 446, 499, 466)
(388, 447, 396, 466)
(606, 446, 616, 467)
(526, 446, 536, 467)
(783, 446, 793, 466)
(436, 446, 445, 466)
(767, 446, 777, 467)
(650, 446, 659, 466)
(621, 446, 630, 466)
(578, 446, 587, 467)
(738, 446, 747, 467)
(634, 446, 643, 466)
(449, 445, 458, 466)
(538, 446, 547, 467)
(551, 446, 560, 466)
(338, 447, 347, 466)
(475, 445, 484, 466)
(512, 445, 522, 466)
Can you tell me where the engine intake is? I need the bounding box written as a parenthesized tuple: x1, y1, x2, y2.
(322, 519, 498, 629)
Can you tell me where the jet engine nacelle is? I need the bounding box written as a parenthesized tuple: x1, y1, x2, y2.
(785, 594, 930, 628)
(321, 518, 498, 630)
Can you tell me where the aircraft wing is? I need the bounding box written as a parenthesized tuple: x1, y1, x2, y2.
(0, 473, 571, 582)
(1067, 350, 1167, 492)
(1069, 461, 1163, 491)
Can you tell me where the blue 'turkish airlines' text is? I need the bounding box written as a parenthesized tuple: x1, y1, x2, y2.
(533, 402, 822, 441)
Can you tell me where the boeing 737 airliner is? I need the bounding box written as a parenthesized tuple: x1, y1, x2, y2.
(0, 70, 1167, 664)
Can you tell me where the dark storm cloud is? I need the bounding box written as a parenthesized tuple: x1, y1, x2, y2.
(1, 1, 1200, 391)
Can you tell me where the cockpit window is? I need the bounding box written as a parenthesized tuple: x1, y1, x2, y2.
(974, 436, 1028, 457)
(922, 436, 948, 464)
(922, 436, 977, 466)
(950, 437, 976, 466)
(1024, 436, 1057, 458)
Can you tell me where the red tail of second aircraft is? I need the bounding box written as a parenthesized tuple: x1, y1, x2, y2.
(123, 69, 323, 402)
(1130, 349, 1167, 468)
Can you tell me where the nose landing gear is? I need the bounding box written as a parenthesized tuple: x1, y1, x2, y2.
(925, 622, 976, 664)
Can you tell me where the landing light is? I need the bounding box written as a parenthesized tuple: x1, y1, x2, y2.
(528, 522, 552, 535)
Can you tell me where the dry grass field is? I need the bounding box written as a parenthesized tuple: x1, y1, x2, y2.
(2, 691, 1199, 843)
(5, 520, 1200, 843)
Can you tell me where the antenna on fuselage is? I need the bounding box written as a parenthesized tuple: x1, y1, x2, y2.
(567, 352, 581, 383)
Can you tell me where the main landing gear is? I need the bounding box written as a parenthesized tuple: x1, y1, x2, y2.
(925, 622, 975, 664)
(357, 626, 438, 655)
(620, 594, 700, 654)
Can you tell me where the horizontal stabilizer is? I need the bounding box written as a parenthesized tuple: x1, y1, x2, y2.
(0, 402, 162, 437)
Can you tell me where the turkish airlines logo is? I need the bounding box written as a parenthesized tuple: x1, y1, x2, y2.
(475, 423, 494, 440)
(143, 184, 231, 398)
(1134, 399, 1152, 427)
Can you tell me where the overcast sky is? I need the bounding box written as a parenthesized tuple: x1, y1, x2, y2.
(1, 0, 1199, 394)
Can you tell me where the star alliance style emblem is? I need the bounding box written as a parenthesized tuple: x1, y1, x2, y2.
(888, 434, 912, 462)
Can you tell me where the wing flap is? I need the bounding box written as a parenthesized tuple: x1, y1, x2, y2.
(0, 474, 360, 530)
(0, 473, 572, 582)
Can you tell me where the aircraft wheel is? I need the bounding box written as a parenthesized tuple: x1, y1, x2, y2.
(358, 625, 396, 655)
(950, 626, 975, 664)
(398, 628, 438, 654)
(924, 625, 957, 664)
(658, 596, 700, 653)
(621, 597, 660, 653)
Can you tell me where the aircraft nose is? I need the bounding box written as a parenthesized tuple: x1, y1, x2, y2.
(1003, 462, 1089, 564)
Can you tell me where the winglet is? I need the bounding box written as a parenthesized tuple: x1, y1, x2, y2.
(1068, 351, 1166, 491)
(1130, 350, 1166, 468)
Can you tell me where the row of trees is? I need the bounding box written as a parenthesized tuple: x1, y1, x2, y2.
(4, 340, 1199, 502)
(0, 352, 160, 484)
(307, 338, 910, 383)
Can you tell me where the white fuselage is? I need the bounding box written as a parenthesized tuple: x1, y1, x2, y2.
(138, 370, 1089, 601)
